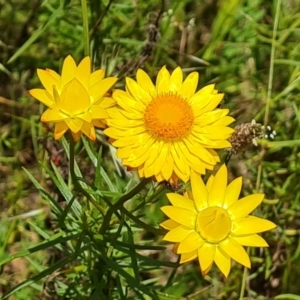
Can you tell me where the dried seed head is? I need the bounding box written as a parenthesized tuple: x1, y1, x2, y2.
(226, 120, 276, 155)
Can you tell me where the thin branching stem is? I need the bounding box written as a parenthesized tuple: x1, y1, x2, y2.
(100, 178, 150, 235)
(81, 0, 90, 56)
(69, 138, 105, 215)
(239, 264, 248, 300)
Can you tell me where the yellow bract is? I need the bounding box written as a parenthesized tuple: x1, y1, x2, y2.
(160, 164, 276, 277)
(29, 55, 117, 141)
(104, 66, 235, 183)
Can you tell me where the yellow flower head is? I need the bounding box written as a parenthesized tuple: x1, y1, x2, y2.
(29, 55, 118, 141)
(160, 164, 276, 277)
(104, 66, 234, 183)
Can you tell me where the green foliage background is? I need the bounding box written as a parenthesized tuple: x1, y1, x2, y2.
(1, 0, 300, 299)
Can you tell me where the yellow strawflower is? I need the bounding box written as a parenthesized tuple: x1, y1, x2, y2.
(29, 55, 117, 141)
(104, 66, 234, 183)
(160, 164, 276, 277)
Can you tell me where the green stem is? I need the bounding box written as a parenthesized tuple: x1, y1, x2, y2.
(239, 256, 248, 299)
(69, 138, 105, 215)
(81, 0, 90, 56)
(264, 0, 281, 127)
(121, 209, 164, 235)
(100, 178, 151, 234)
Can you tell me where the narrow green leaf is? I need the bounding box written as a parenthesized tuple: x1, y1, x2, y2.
(274, 295, 300, 300)
(0, 232, 79, 267)
(2, 257, 71, 299)
(7, 6, 63, 64)
(100, 249, 158, 299)
(23, 167, 63, 214)
(44, 161, 82, 217)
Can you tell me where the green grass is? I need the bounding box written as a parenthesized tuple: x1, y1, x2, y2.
(1, 0, 300, 299)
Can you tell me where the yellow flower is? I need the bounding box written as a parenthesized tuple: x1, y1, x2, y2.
(29, 55, 117, 141)
(160, 164, 276, 277)
(104, 66, 234, 182)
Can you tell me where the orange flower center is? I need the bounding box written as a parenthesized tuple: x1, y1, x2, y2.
(144, 93, 194, 140)
(196, 206, 231, 243)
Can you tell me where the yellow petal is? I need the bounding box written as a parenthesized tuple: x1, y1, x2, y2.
(208, 164, 227, 206)
(160, 206, 197, 228)
(195, 125, 234, 136)
(113, 90, 146, 113)
(206, 174, 214, 192)
(190, 130, 217, 147)
(189, 84, 215, 106)
(166, 193, 195, 211)
(37, 69, 60, 94)
(144, 140, 163, 169)
(205, 140, 232, 149)
(233, 216, 276, 235)
(197, 243, 216, 271)
(156, 66, 170, 94)
(171, 144, 191, 181)
(92, 119, 106, 128)
(77, 111, 92, 123)
(106, 118, 144, 129)
(201, 264, 213, 276)
(41, 108, 67, 122)
(214, 247, 231, 277)
(61, 55, 76, 86)
(71, 131, 81, 141)
(191, 171, 208, 211)
(213, 116, 235, 126)
(224, 176, 242, 208)
(108, 126, 145, 139)
(121, 138, 151, 161)
(207, 148, 220, 162)
(233, 234, 269, 247)
(219, 236, 250, 268)
(112, 135, 140, 147)
(177, 231, 204, 253)
(163, 226, 193, 243)
(46, 68, 61, 82)
(183, 137, 215, 165)
(177, 142, 205, 171)
(173, 163, 190, 183)
(229, 194, 265, 219)
(91, 105, 109, 119)
(169, 67, 183, 93)
(60, 79, 90, 115)
(144, 159, 156, 178)
(154, 144, 170, 175)
(99, 96, 116, 108)
(118, 108, 142, 120)
(81, 121, 96, 140)
(29, 89, 54, 107)
(161, 154, 174, 180)
(107, 107, 128, 120)
(65, 118, 83, 133)
(90, 69, 105, 86)
(127, 148, 152, 168)
(178, 71, 198, 100)
(180, 250, 198, 263)
(104, 127, 126, 139)
(126, 77, 152, 105)
(191, 91, 223, 114)
(194, 109, 229, 126)
(54, 121, 68, 139)
(190, 162, 207, 175)
(136, 69, 156, 97)
(160, 219, 180, 230)
(75, 56, 91, 90)
(197, 128, 234, 140)
(91, 77, 118, 104)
